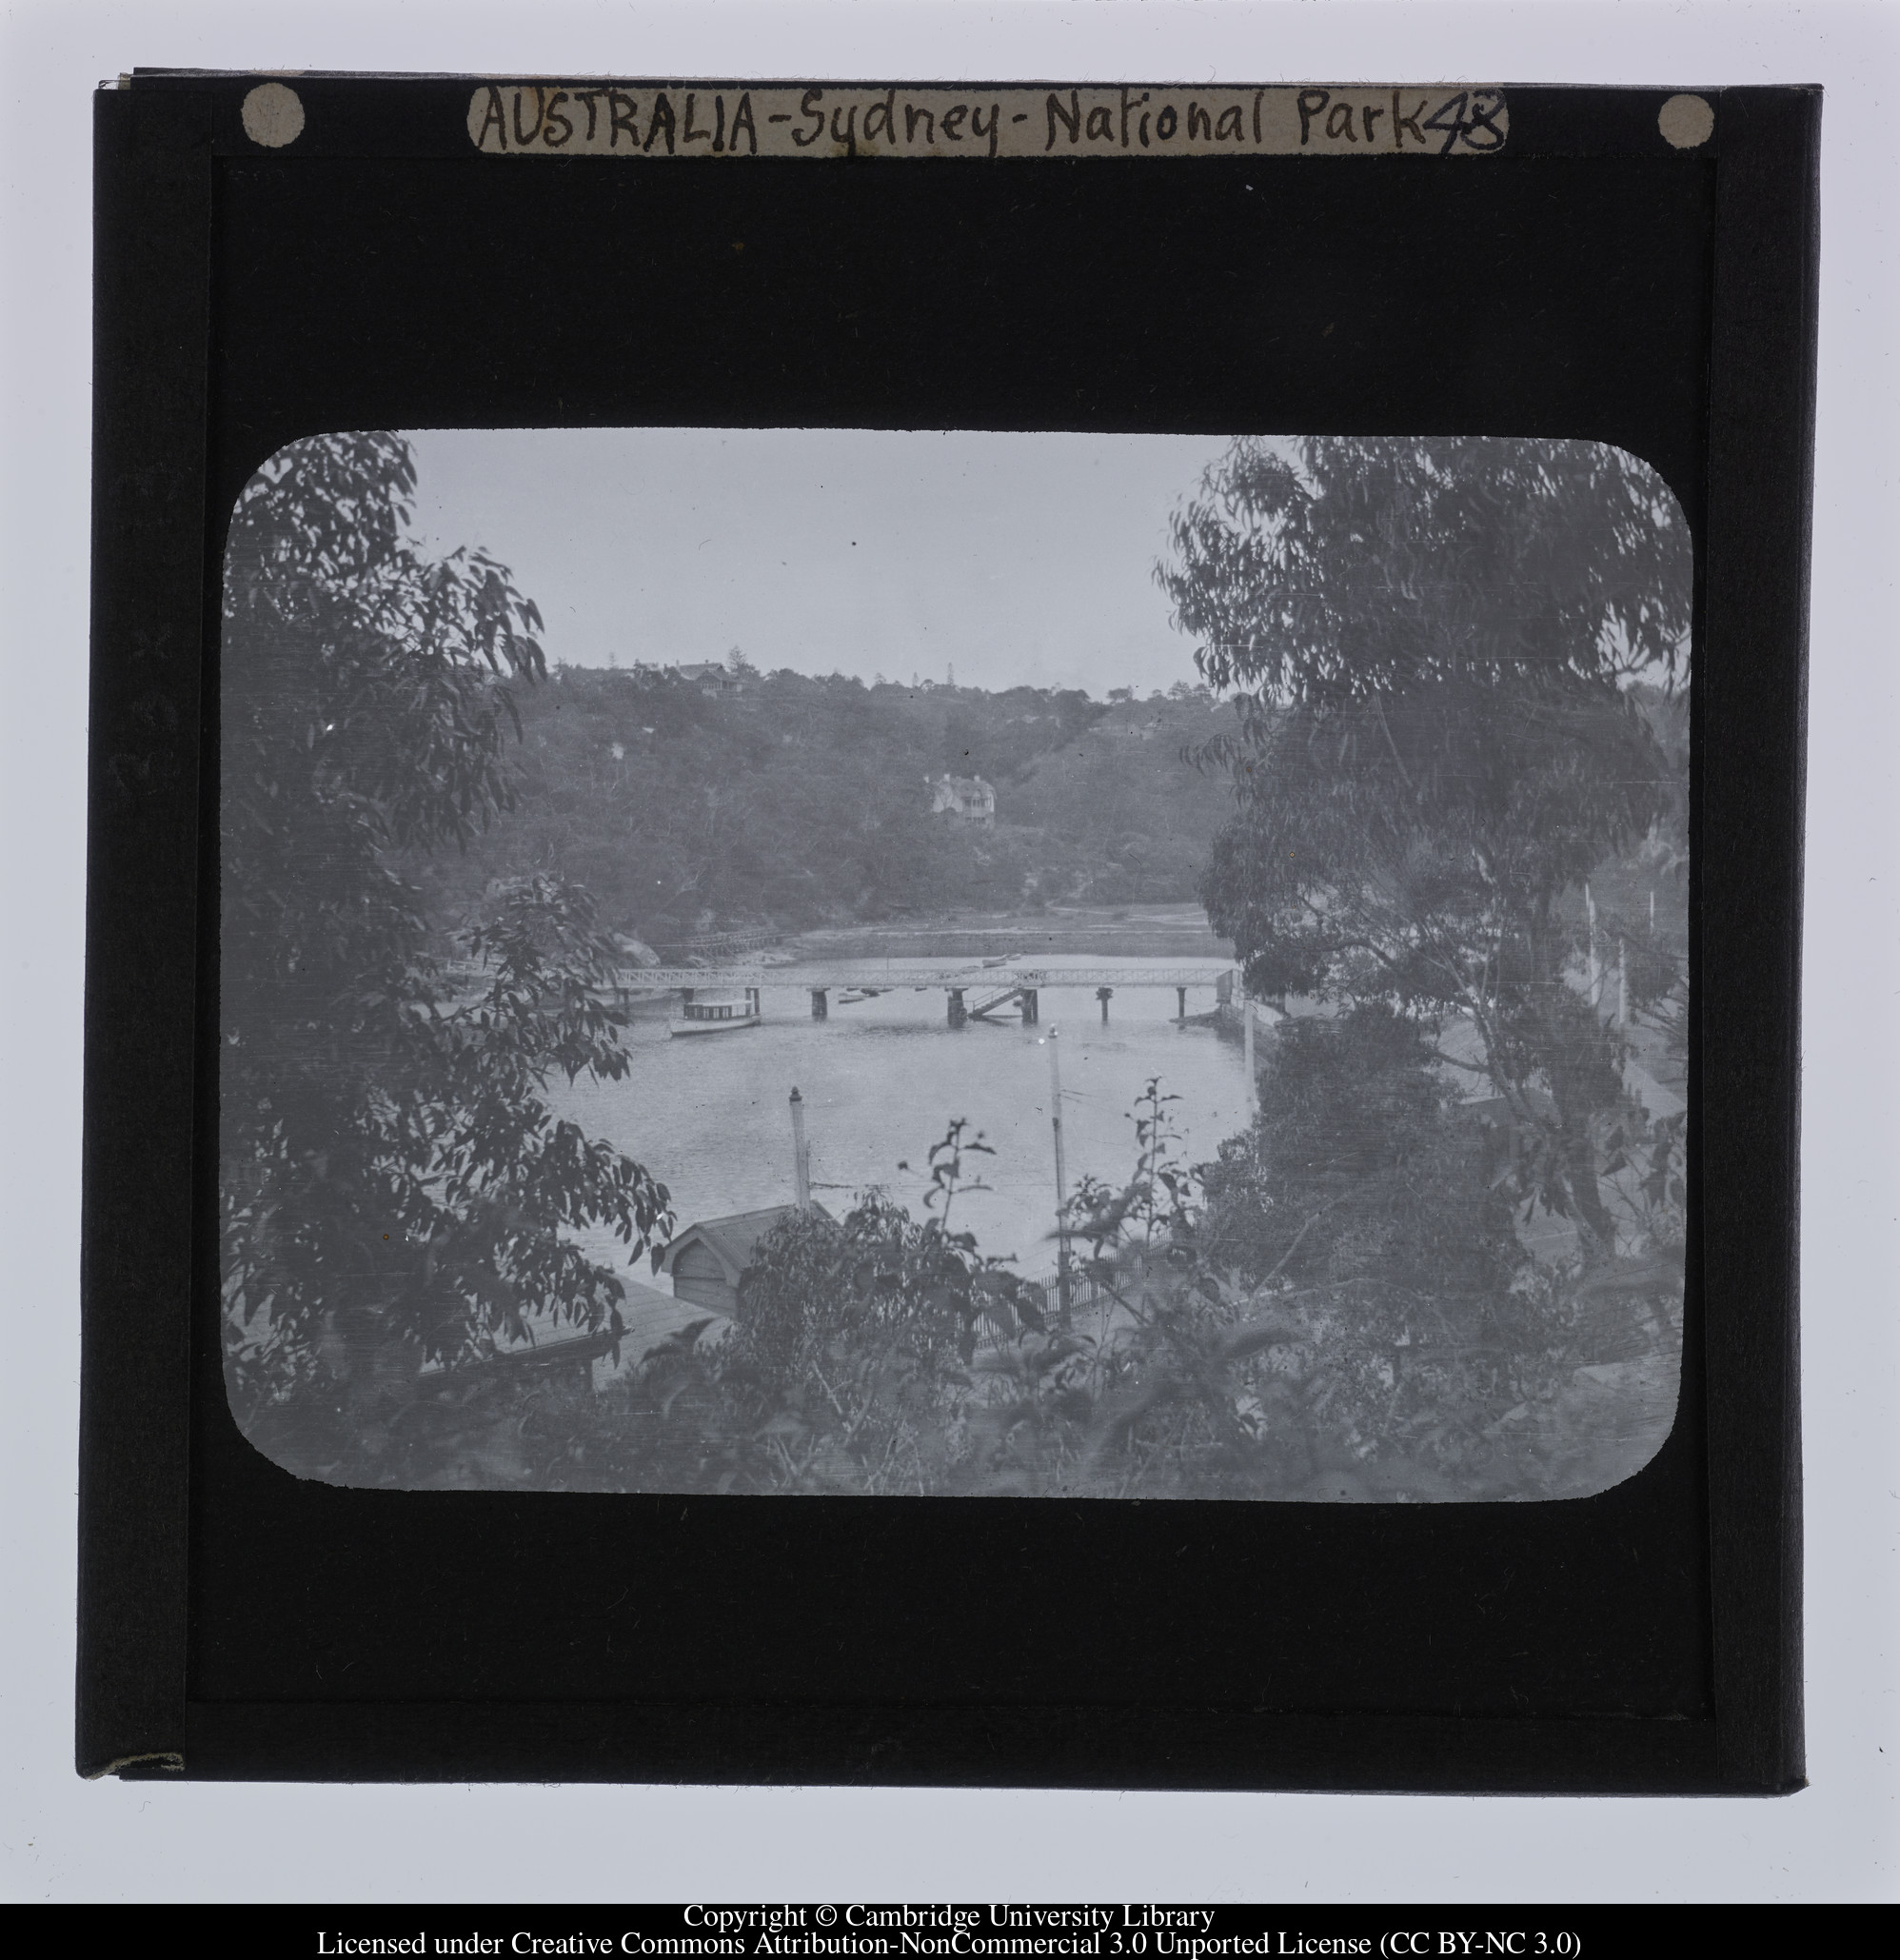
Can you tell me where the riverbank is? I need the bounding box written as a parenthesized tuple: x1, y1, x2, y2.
(790, 901, 1234, 962)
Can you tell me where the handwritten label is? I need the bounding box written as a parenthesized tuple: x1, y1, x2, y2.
(467, 84, 1509, 159)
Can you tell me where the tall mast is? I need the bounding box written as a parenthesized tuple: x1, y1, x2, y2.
(1048, 1030, 1072, 1325)
(1242, 986, 1257, 1113)
(789, 1087, 810, 1208)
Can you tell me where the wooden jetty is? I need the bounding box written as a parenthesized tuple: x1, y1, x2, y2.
(619, 963, 1238, 1025)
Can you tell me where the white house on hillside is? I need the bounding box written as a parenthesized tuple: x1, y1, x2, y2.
(927, 773, 996, 825)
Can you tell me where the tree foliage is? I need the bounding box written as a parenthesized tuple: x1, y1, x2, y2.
(220, 432, 671, 1481)
(1194, 1010, 1587, 1489)
(1159, 437, 1692, 1263)
(1199, 1006, 1523, 1297)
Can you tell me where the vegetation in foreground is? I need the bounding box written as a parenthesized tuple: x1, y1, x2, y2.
(220, 432, 674, 1480)
(393, 1036, 1681, 1499)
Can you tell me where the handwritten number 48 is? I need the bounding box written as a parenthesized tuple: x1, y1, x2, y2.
(1426, 90, 1507, 153)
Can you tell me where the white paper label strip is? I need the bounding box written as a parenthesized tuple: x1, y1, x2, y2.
(467, 84, 1510, 160)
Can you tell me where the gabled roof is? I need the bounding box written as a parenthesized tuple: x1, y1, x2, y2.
(599, 1274, 732, 1380)
(423, 1274, 715, 1383)
(653, 1202, 831, 1281)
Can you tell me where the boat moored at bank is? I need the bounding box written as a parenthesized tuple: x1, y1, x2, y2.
(668, 989, 762, 1038)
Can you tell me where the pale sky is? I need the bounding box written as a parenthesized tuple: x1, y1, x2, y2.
(402, 427, 1239, 696)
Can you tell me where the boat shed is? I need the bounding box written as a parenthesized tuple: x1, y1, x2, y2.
(654, 1203, 831, 1316)
(590, 1274, 735, 1387)
(419, 1273, 728, 1395)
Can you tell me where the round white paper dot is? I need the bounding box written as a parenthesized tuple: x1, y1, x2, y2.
(1657, 94, 1714, 148)
(241, 82, 306, 148)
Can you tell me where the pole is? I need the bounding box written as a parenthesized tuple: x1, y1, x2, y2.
(1048, 1030, 1071, 1326)
(1617, 936, 1628, 1028)
(1242, 988, 1257, 1113)
(1585, 880, 1600, 1005)
(789, 1087, 810, 1207)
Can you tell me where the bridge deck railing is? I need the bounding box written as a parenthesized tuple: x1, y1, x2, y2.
(614, 964, 1238, 991)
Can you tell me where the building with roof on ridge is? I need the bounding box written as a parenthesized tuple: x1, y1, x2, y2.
(671, 661, 744, 697)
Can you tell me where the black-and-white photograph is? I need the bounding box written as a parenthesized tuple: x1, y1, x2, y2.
(220, 426, 1690, 1501)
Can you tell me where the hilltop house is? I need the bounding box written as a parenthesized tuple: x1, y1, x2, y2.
(927, 773, 997, 826)
(672, 661, 744, 698)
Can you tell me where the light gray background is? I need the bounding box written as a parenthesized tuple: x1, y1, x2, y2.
(406, 426, 1239, 694)
(4, 0, 1892, 1906)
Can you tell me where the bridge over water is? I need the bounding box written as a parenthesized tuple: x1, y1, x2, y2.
(626, 965, 1237, 990)
(621, 962, 1240, 1025)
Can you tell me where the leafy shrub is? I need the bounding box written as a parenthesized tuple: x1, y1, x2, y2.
(508, 1031, 1682, 1500)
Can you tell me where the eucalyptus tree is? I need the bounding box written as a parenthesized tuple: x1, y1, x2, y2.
(219, 431, 669, 1478)
(1159, 436, 1691, 1262)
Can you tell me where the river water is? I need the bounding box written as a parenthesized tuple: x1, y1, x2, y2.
(548, 956, 1253, 1277)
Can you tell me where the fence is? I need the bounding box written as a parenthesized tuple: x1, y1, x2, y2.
(1026, 1263, 1110, 1325)
(966, 1266, 1112, 1353)
(652, 928, 784, 962)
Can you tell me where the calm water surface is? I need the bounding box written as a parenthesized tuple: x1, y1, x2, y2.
(549, 957, 1251, 1276)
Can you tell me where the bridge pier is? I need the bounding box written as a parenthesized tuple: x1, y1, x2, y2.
(635, 965, 1235, 1023)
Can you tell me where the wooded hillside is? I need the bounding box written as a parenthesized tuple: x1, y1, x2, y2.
(406, 663, 1238, 947)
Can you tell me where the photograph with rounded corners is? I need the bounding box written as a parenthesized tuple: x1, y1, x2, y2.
(219, 427, 1691, 1500)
